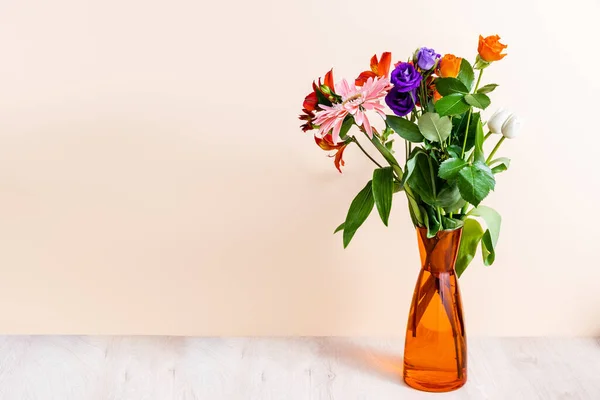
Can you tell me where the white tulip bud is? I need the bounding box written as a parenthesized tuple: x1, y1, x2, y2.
(501, 114, 521, 139)
(487, 108, 511, 134)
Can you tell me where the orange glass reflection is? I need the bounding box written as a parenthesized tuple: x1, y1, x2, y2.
(403, 227, 467, 392)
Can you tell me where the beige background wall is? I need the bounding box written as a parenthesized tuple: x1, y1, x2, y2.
(0, 0, 598, 336)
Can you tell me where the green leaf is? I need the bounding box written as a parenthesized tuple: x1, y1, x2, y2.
(455, 218, 485, 277)
(490, 157, 511, 174)
(434, 94, 470, 116)
(442, 217, 464, 230)
(473, 118, 486, 163)
(439, 158, 468, 180)
(333, 222, 344, 234)
(368, 135, 400, 169)
(457, 161, 495, 206)
(443, 193, 466, 214)
(418, 112, 452, 142)
(477, 84, 499, 94)
(400, 148, 424, 189)
(406, 151, 439, 205)
(457, 59, 475, 90)
(447, 145, 462, 159)
(386, 115, 423, 143)
(339, 115, 354, 140)
(453, 112, 480, 153)
(372, 167, 394, 226)
(464, 93, 491, 110)
(434, 184, 462, 208)
(468, 206, 501, 266)
(423, 204, 441, 238)
(314, 88, 332, 107)
(343, 181, 375, 248)
(435, 78, 469, 96)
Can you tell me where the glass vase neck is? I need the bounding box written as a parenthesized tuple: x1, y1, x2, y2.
(416, 227, 463, 275)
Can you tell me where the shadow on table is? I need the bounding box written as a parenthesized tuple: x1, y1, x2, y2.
(314, 338, 407, 386)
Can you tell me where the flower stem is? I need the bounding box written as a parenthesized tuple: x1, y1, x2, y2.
(474, 69, 483, 92)
(352, 137, 383, 169)
(460, 110, 472, 159)
(484, 132, 493, 141)
(460, 69, 484, 159)
(486, 136, 505, 164)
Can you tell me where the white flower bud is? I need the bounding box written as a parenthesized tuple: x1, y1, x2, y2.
(487, 108, 511, 134)
(501, 114, 521, 139)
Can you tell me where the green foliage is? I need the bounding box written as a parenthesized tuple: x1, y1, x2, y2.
(473, 118, 486, 163)
(418, 112, 453, 142)
(452, 112, 480, 152)
(387, 115, 423, 143)
(422, 204, 441, 238)
(435, 78, 469, 96)
(457, 59, 475, 90)
(434, 94, 470, 116)
(455, 218, 484, 277)
(457, 161, 495, 207)
(372, 167, 394, 226)
(338, 115, 355, 140)
(469, 206, 501, 266)
(369, 135, 400, 169)
(455, 206, 502, 276)
(464, 93, 491, 110)
(434, 183, 462, 208)
(439, 158, 468, 180)
(342, 181, 375, 248)
(406, 151, 440, 205)
(477, 84, 498, 94)
(442, 216, 464, 230)
(490, 157, 511, 174)
(333, 222, 344, 234)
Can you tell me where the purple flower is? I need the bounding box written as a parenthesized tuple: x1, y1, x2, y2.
(415, 47, 441, 70)
(385, 87, 417, 117)
(390, 62, 422, 93)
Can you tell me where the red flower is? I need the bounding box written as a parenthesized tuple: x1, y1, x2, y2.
(299, 69, 336, 132)
(314, 133, 349, 173)
(355, 52, 392, 86)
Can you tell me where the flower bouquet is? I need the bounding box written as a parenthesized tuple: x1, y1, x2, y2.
(299, 35, 520, 392)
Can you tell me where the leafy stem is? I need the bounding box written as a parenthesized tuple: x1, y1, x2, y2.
(460, 110, 473, 158)
(460, 69, 484, 159)
(486, 136, 505, 164)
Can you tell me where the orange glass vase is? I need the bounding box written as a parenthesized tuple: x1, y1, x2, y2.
(403, 227, 467, 392)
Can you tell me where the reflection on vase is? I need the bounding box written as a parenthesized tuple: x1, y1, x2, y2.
(403, 227, 467, 392)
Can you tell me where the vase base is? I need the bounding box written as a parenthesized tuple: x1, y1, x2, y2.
(403, 369, 467, 392)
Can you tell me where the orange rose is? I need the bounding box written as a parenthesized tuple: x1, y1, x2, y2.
(478, 35, 507, 62)
(438, 54, 462, 78)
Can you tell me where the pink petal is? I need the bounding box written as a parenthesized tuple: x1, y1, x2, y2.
(355, 110, 364, 126)
(363, 116, 372, 139)
(331, 118, 344, 144)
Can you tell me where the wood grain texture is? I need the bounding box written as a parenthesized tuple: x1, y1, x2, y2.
(0, 337, 597, 399)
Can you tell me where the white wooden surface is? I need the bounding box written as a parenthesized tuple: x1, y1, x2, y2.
(0, 337, 597, 399)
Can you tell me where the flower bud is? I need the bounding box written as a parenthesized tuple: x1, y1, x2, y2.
(320, 84, 332, 95)
(501, 114, 521, 139)
(487, 108, 511, 134)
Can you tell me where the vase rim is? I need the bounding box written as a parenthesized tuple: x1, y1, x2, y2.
(416, 225, 463, 237)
